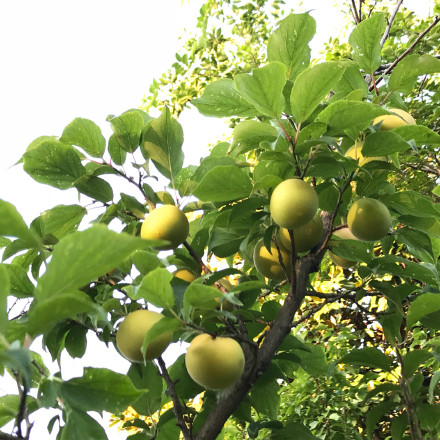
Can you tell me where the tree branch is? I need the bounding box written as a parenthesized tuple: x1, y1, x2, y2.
(157, 357, 194, 440)
(182, 241, 211, 275)
(380, 0, 404, 47)
(194, 214, 333, 439)
(350, 0, 361, 24)
(395, 346, 424, 440)
(372, 15, 440, 90)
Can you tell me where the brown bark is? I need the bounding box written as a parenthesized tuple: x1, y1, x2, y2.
(193, 213, 333, 440)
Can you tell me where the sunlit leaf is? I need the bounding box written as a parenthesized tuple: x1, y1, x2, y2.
(290, 62, 345, 123)
(192, 79, 260, 117)
(348, 13, 386, 73)
(22, 139, 86, 190)
(60, 117, 106, 158)
(407, 293, 440, 328)
(389, 54, 440, 93)
(339, 347, 390, 371)
(235, 62, 287, 118)
(0, 200, 41, 247)
(143, 106, 184, 182)
(61, 367, 145, 413)
(193, 165, 252, 202)
(35, 225, 149, 301)
(267, 12, 316, 80)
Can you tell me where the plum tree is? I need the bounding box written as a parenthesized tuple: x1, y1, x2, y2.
(373, 108, 417, 130)
(4, 3, 440, 440)
(116, 309, 173, 362)
(277, 214, 324, 253)
(141, 204, 189, 250)
(185, 333, 245, 390)
(253, 238, 291, 280)
(270, 178, 319, 229)
(328, 227, 359, 268)
(347, 198, 392, 242)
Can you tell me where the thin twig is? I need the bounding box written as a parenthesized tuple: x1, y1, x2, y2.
(351, 0, 361, 24)
(372, 16, 440, 90)
(291, 300, 329, 328)
(380, 0, 404, 47)
(157, 357, 193, 440)
(395, 346, 424, 440)
(183, 241, 211, 275)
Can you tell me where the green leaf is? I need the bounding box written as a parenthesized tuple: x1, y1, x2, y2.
(141, 317, 181, 359)
(392, 124, 440, 146)
(61, 367, 145, 413)
(193, 165, 252, 202)
(402, 349, 432, 378)
(329, 235, 373, 264)
(60, 408, 107, 440)
(0, 265, 9, 334)
(128, 362, 163, 416)
(209, 228, 247, 258)
(22, 139, 86, 189)
(40, 204, 87, 239)
(362, 131, 409, 156)
(0, 200, 41, 247)
(366, 400, 396, 437)
(316, 100, 389, 134)
(375, 256, 438, 288)
(316, 182, 339, 212)
(294, 344, 327, 376)
(132, 250, 165, 275)
(230, 121, 278, 155)
(0, 347, 33, 389)
(192, 79, 259, 117)
(304, 155, 346, 179)
(348, 13, 386, 73)
(428, 370, 440, 404)
(65, 325, 88, 358)
(108, 134, 127, 165)
(35, 225, 147, 301)
(333, 63, 369, 97)
(60, 117, 106, 158)
(183, 283, 221, 317)
(142, 106, 184, 182)
(407, 293, 440, 328)
(0, 395, 38, 428)
(74, 175, 113, 203)
(108, 109, 149, 153)
(168, 354, 204, 399)
(133, 267, 175, 309)
(28, 291, 101, 336)
(271, 421, 319, 439)
(250, 379, 280, 419)
(391, 412, 408, 440)
(389, 54, 440, 93)
(4, 263, 35, 298)
(290, 62, 345, 123)
(382, 191, 440, 219)
(339, 347, 390, 371)
(234, 62, 287, 118)
(267, 13, 316, 80)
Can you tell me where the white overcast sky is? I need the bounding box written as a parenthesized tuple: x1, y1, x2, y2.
(0, 0, 433, 439)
